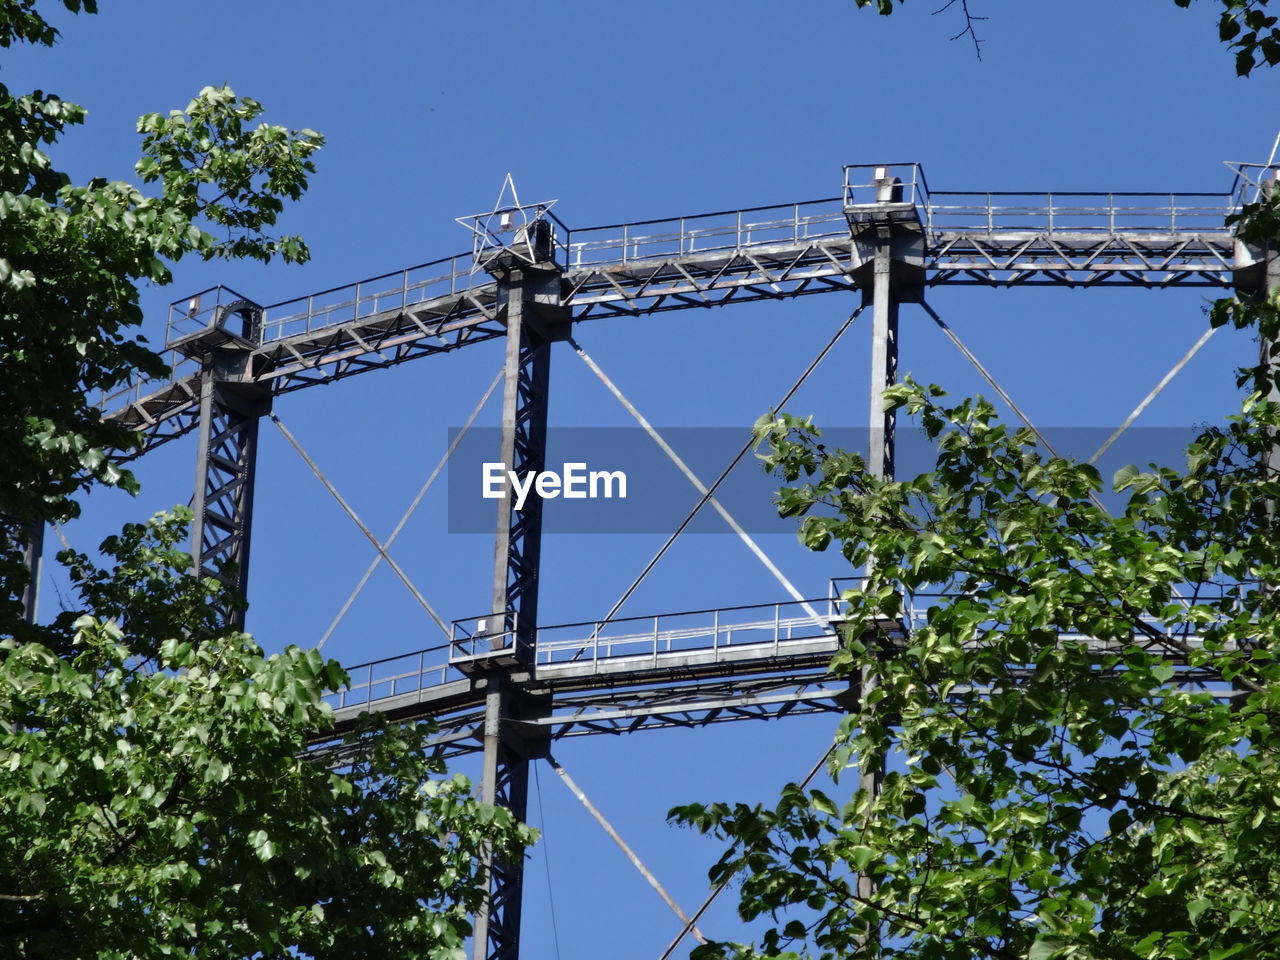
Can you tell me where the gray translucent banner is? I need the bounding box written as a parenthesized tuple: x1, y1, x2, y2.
(446, 427, 1209, 534)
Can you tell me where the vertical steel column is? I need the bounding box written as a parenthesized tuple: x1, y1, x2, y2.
(474, 251, 559, 960)
(490, 279, 551, 654)
(473, 675, 539, 960)
(845, 169, 925, 944)
(867, 228, 900, 483)
(857, 210, 897, 925)
(189, 352, 269, 631)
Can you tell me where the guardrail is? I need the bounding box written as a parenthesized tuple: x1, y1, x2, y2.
(258, 254, 478, 343)
(324, 641, 454, 713)
(324, 599, 836, 715)
(925, 191, 1235, 236)
(321, 582, 1249, 717)
(532, 597, 836, 669)
(449, 611, 521, 660)
(844, 162, 929, 208)
(1227, 161, 1280, 210)
(563, 198, 849, 270)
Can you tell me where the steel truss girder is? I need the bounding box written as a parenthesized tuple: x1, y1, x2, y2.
(929, 232, 1235, 287)
(538, 671, 853, 737)
(105, 225, 1239, 454)
(105, 291, 508, 455)
(311, 664, 851, 761)
(107, 374, 204, 461)
(310, 635, 1233, 764)
(259, 289, 505, 396)
(561, 240, 863, 319)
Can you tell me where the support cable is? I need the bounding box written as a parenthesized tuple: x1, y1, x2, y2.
(655, 742, 837, 960)
(579, 307, 863, 631)
(318, 365, 503, 648)
(920, 300, 1065, 459)
(546, 752, 707, 945)
(532, 762, 563, 960)
(269, 413, 451, 638)
(1086, 325, 1216, 465)
(921, 301, 1112, 515)
(51, 523, 73, 553)
(570, 338, 821, 626)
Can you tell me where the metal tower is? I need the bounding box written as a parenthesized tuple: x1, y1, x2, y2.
(96, 157, 1280, 960)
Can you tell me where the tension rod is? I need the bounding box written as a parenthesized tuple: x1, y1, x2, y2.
(585, 306, 864, 630)
(656, 742, 838, 960)
(270, 413, 451, 638)
(920, 300, 1111, 513)
(318, 365, 503, 648)
(1087, 324, 1216, 465)
(547, 752, 707, 945)
(571, 338, 820, 626)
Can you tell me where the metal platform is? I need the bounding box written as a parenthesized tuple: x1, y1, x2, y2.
(311, 589, 1227, 761)
(318, 598, 849, 753)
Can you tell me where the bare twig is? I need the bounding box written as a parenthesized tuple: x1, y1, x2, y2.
(933, 0, 986, 60)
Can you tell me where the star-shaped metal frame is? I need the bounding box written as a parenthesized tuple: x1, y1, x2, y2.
(456, 173, 560, 273)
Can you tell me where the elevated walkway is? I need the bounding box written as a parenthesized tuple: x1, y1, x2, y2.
(98, 163, 1252, 451)
(309, 587, 1232, 757)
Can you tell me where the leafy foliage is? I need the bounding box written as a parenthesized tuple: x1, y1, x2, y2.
(670, 121, 1280, 960)
(671, 7, 1280, 955)
(1, 511, 533, 959)
(1189, 0, 1280, 75)
(0, 0, 322, 628)
(0, 3, 535, 957)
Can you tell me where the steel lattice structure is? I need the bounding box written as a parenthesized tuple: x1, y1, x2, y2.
(86, 159, 1280, 960)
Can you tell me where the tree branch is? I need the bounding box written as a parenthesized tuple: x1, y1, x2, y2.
(933, 0, 986, 60)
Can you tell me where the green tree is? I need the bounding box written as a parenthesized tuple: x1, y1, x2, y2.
(677, 361, 1280, 958)
(671, 8, 1280, 959)
(0, 3, 533, 957)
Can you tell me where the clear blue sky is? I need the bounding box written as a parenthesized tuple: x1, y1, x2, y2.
(9, 2, 1277, 956)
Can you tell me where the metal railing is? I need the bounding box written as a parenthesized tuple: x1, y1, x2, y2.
(324, 641, 453, 713)
(1227, 161, 1280, 210)
(325, 599, 835, 715)
(450, 611, 520, 660)
(96, 348, 200, 416)
(168, 285, 258, 345)
(843, 162, 930, 208)
(925, 190, 1236, 236)
(563, 198, 849, 270)
(258, 254, 479, 343)
(533, 598, 833, 670)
